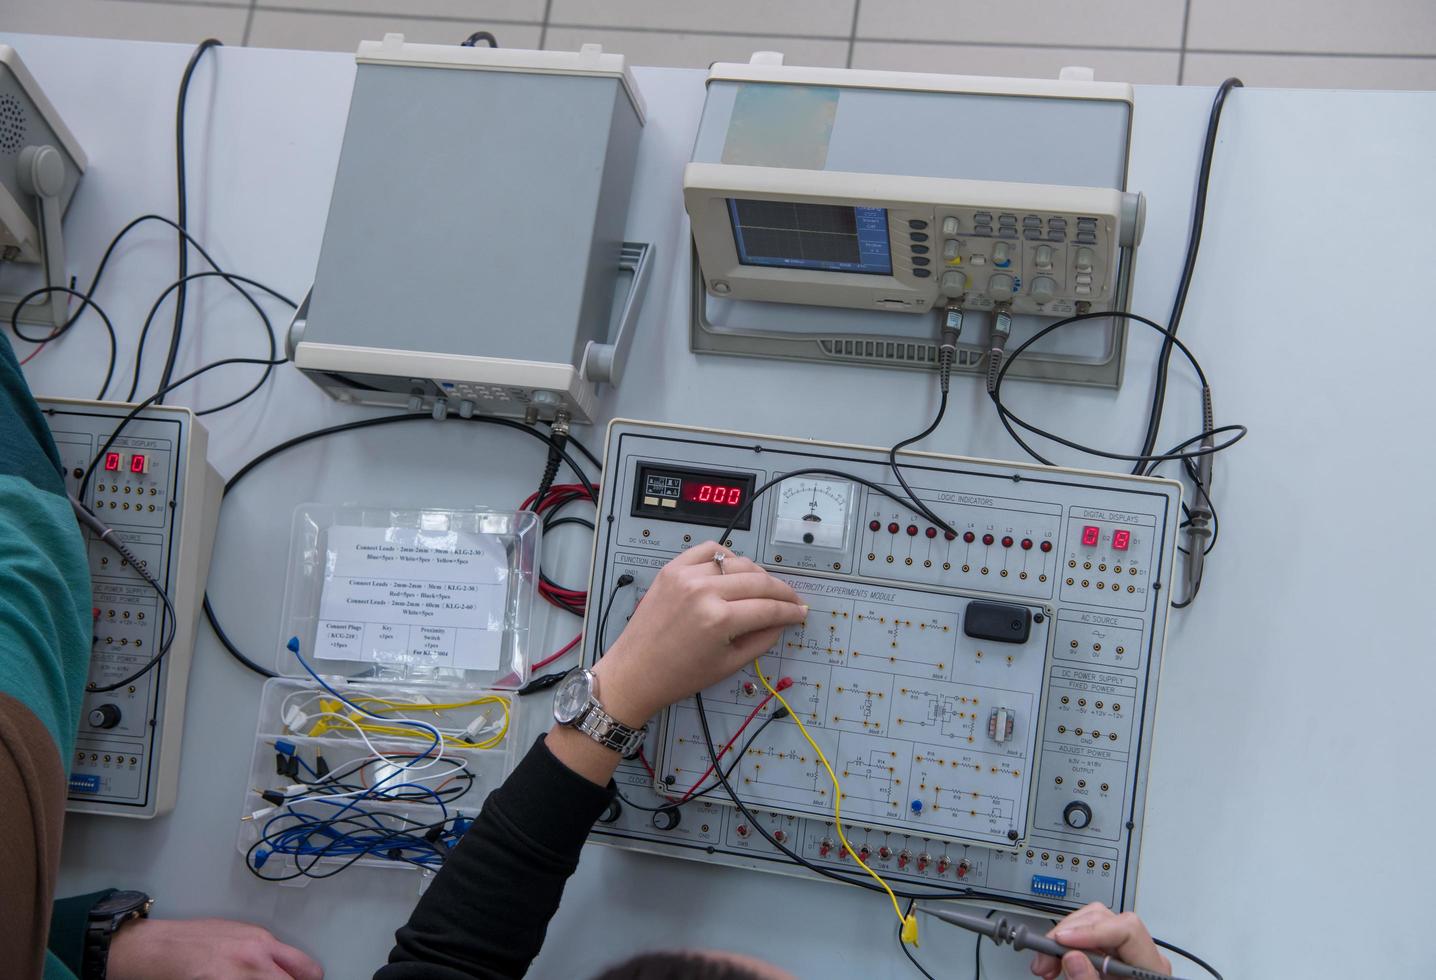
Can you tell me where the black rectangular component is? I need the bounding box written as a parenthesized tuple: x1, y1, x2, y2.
(630, 463, 757, 530)
(963, 601, 1032, 644)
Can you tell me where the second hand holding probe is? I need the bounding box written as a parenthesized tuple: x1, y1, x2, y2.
(916, 905, 1182, 980)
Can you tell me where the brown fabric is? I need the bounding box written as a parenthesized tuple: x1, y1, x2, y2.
(0, 689, 67, 980)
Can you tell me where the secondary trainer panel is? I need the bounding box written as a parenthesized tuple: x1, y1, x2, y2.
(583, 420, 1181, 911)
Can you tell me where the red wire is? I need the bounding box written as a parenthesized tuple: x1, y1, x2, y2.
(524, 482, 600, 673)
(19, 342, 50, 366)
(532, 634, 580, 672)
(676, 678, 793, 804)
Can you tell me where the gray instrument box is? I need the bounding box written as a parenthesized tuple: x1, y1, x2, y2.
(292, 36, 647, 423)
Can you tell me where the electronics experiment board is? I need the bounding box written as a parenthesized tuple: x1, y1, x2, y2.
(582, 420, 1180, 911)
(41, 399, 220, 818)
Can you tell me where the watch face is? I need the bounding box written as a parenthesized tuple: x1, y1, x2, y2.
(553, 669, 593, 725)
(91, 890, 150, 917)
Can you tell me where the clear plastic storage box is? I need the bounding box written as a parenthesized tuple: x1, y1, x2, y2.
(236, 505, 539, 883)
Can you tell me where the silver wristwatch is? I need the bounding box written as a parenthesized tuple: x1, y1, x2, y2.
(552, 667, 647, 757)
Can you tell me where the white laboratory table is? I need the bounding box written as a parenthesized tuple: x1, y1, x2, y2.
(6, 32, 1435, 980)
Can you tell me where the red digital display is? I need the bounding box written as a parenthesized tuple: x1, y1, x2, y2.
(1112, 529, 1131, 551)
(103, 452, 122, 472)
(1081, 525, 1101, 547)
(682, 481, 743, 507)
(129, 454, 147, 474)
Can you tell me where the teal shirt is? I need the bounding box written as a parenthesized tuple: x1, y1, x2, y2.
(0, 335, 102, 978)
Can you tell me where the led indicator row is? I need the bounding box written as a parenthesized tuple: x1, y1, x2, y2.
(868, 519, 1056, 553)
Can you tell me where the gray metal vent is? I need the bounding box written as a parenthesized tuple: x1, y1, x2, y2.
(819, 338, 938, 366)
(818, 338, 988, 371)
(0, 94, 24, 154)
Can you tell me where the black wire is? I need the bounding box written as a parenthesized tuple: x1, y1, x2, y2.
(1155, 938, 1224, 980)
(974, 908, 995, 979)
(890, 386, 957, 536)
(157, 39, 223, 403)
(1133, 78, 1243, 475)
(79, 355, 288, 499)
(9, 285, 117, 399)
(202, 413, 595, 679)
(899, 899, 937, 979)
(678, 708, 785, 805)
(540, 419, 602, 472)
(988, 310, 1247, 467)
(128, 270, 293, 413)
(460, 30, 498, 47)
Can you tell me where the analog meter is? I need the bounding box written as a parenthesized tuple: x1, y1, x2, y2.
(772, 477, 854, 550)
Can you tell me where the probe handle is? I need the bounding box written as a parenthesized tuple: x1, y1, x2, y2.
(1008, 923, 1176, 980)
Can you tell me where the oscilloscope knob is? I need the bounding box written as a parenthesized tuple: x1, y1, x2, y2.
(1063, 801, 1093, 830)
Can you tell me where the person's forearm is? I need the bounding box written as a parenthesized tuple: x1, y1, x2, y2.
(376, 736, 613, 980)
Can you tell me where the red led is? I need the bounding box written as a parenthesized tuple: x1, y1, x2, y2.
(906, 524, 919, 537)
(944, 530, 956, 541)
(1040, 540, 1053, 553)
(129, 454, 147, 475)
(1081, 525, 1101, 548)
(963, 531, 976, 544)
(869, 519, 881, 532)
(1021, 538, 1033, 550)
(103, 452, 122, 472)
(887, 522, 900, 535)
(925, 527, 937, 539)
(1001, 535, 1014, 548)
(1112, 529, 1132, 551)
(982, 533, 995, 546)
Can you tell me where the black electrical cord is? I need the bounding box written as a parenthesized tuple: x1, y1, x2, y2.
(9, 285, 117, 399)
(890, 386, 957, 537)
(1133, 78, 1243, 475)
(157, 38, 223, 403)
(1154, 939, 1224, 980)
(899, 899, 937, 979)
(540, 419, 602, 472)
(988, 310, 1246, 469)
(202, 412, 596, 679)
(79, 355, 289, 499)
(128, 270, 294, 413)
(974, 908, 995, 978)
(460, 30, 498, 47)
(674, 705, 788, 806)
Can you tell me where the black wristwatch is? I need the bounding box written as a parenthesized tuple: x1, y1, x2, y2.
(83, 890, 153, 980)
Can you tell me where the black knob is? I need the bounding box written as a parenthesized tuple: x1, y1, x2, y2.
(651, 806, 682, 832)
(88, 704, 122, 729)
(1063, 801, 1093, 830)
(598, 798, 622, 824)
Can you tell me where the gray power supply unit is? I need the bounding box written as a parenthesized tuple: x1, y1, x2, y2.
(291, 35, 650, 424)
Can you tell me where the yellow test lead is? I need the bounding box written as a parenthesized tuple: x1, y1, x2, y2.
(752, 657, 918, 945)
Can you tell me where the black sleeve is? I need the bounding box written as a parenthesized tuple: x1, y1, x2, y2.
(376, 735, 613, 980)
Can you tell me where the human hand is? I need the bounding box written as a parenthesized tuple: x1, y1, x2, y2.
(593, 541, 808, 726)
(1029, 903, 1170, 980)
(108, 917, 323, 980)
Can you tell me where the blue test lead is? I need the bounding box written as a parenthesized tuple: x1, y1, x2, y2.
(915, 905, 1182, 980)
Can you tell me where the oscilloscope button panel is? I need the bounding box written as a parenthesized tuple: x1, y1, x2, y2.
(584, 421, 1181, 911)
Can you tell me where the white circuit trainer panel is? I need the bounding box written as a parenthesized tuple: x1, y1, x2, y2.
(582, 420, 1180, 912)
(40, 399, 221, 818)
